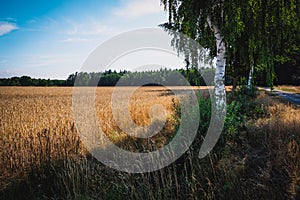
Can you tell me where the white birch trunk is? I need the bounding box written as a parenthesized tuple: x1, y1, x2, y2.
(207, 17, 226, 113)
(214, 32, 226, 111)
(199, 17, 227, 158)
(248, 64, 254, 89)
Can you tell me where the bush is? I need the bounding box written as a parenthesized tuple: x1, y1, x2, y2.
(228, 79, 269, 119)
(171, 91, 246, 154)
(224, 100, 245, 139)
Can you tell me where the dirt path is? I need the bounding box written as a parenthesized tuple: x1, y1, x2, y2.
(259, 87, 300, 105)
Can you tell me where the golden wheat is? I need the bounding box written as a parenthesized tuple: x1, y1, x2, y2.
(0, 86, 188, 185)
(2, 87, 299, 199)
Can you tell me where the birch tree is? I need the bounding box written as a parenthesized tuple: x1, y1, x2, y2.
(161, 0, 299, 91)
(160, 0, 298, 156)
(161, 0, 229, 115)
(236, 0, 299, 89)
(161, 0, 234, 156)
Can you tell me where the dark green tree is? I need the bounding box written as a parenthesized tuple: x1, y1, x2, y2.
(19, 76, 32, 86)
(161, 0, 299, 90)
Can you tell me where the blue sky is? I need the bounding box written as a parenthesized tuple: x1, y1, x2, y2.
(0, 0, 177, 79)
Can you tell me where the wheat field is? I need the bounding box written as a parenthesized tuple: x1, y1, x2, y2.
(1, 87, 300, 199)
(0, 86, 190, 185)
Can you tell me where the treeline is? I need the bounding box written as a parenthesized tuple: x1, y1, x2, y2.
(0, 68, 217, 87)
(0, 76, 67, 86)
(69, 68, 217, 86)
(1, 65, 298, 87)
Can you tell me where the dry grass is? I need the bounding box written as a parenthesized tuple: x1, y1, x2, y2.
(1, 87, 299, 199)
(274, 85, 300, 94)
(262, 97, 300, 199)
(0, 86, 208, 188)
(239, 92, 300, 199)
(0, 87, 183, 185)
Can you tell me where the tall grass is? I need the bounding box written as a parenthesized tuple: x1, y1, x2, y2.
(0, 86, 299, 199)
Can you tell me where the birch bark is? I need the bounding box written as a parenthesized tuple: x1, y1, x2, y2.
(199, 16, 227, 158)
(207, 17, 226, 114)
(248, 64, 254, 89)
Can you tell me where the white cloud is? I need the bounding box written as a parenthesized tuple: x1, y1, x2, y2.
(65, 19, 116, 36)
(60, 37, 89, 43)
(113, 0, 164, 19)
(0, 21, 18, 36)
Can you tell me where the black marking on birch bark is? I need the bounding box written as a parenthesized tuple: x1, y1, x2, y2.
(217, 49, 223, 54)
(219, 38, 225, 47)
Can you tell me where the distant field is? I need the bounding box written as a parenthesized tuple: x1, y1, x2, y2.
(0, 86, 209, 185)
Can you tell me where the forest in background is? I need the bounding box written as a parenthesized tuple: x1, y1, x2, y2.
(0, 64, 299, 87)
